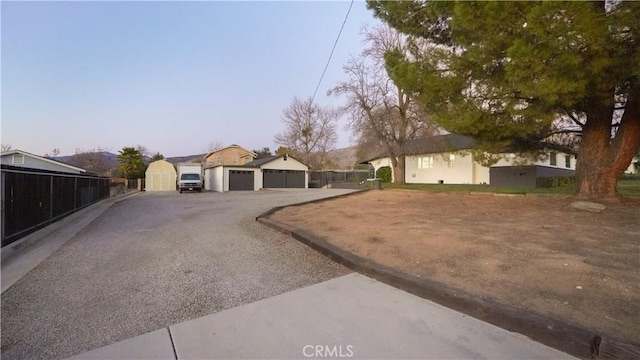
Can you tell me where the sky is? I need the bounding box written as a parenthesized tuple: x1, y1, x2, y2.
(1, 0, 381, 157)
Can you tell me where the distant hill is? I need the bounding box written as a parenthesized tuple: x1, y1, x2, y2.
(324, 146, 359, 169)
(54, 152, 119, 169)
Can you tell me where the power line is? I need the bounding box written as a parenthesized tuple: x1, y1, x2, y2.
(311, 0, 354, 104)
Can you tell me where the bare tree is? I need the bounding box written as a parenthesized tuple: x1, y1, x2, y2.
(1, 144, 12, 152)
(205, 140, 224, 153)
(274, 96, 338, 169)
(43, 148, 61, 158)
(65, 147, 114, 176)
(329, 24, 439, 184)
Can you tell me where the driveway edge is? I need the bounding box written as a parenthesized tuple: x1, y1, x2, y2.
(257, 211, 639, 360)
(254, 189, 368, 221)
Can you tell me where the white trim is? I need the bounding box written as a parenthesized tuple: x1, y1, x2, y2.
(1, 149, 86, 173)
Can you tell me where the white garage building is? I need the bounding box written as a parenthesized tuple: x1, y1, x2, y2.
(204, 154, 308, 192)
(145, 160, 177, 191)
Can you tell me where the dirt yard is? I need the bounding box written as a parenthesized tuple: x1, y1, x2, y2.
(268, 190, 640, 345)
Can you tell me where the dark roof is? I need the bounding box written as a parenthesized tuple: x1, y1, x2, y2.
(365, 134, 476, 162)
(243, 155, 280, 167)
(242, 154, 310, 168)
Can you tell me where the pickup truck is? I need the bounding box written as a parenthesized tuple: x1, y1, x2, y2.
(178, 173, 203, 193)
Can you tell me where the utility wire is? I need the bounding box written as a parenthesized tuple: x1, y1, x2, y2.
(311, 0, 354, 104)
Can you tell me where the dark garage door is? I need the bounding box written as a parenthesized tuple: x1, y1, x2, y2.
(229, 170, 254, 191)
(263, 170, 305, 188)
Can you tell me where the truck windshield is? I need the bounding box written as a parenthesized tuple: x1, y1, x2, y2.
(181, 174, 200, 180)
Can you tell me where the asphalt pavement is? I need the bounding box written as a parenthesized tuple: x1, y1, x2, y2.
(1, 189, 355, 360)
(2, 189, 577, 360)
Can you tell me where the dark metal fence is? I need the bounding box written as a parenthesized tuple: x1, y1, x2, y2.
(309, 170, 372, 188)
(1, 165, 110, 247)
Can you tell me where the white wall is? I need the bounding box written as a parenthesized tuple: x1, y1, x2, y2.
(405, 153, 477, 184)
(369, 158, 392, 181)
(1, 153, 84, 174)
(625, 157, 639, 174)
(204, 166, 224, 192)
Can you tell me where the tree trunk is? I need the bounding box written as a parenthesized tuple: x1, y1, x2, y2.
(391, 155, 406, 185)
(575, 89, 640, 198)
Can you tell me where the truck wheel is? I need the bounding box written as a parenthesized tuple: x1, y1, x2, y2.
(179, 189, 183, 193)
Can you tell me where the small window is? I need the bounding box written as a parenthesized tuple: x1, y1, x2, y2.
(448, 154, 456, 168)
(233, 157, 238, 164)
(565, 155, 571, 168)
(549, 152, 557, 166)
(216, 156, 222, 163)
(12, 154, 25, 164)
(418, 156, 433, 169)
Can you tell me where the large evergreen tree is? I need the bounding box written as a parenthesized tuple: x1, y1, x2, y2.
(368, 1, 640, 197)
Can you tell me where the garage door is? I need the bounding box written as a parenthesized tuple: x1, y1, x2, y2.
(229, 170, 254, 191)
(263, 170, 305, 188)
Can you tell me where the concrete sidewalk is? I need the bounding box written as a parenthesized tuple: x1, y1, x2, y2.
(1, 192, 139, 294)
(70, 273, 575, 360)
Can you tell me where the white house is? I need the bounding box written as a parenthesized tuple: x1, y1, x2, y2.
(624, 156, 639, 175)
(204, 154, 309, 192)
(1, 149, 86, 174)
(365, 134, 577, 187)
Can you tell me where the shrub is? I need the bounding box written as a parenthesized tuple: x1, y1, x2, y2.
(376, 166, 392, 183)
(536, 176, 574, 188)
(620, 173, 640, 181)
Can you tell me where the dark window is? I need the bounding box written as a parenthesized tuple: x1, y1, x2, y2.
(550, 152, 557, 166)
(565, 155, 571, 168)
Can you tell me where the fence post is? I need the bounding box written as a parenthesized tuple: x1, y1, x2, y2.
(49, 175, 54, 220)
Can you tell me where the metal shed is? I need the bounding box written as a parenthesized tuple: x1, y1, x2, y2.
(145, 160, 177, 191)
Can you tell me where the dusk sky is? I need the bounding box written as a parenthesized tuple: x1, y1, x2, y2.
(2, 1, 380, 157)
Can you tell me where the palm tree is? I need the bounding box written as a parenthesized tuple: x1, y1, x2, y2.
(118, 147, 143, 179)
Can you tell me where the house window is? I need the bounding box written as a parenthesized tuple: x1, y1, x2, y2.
(418, 156, 433, 169)
(549, 152, 557, 166)
(233, 157, 238, 164)
(216, 156, 222, 163)
(12, 154, 25, 165)
(448, 154, 456, 168)
(565, 155, 571, 168)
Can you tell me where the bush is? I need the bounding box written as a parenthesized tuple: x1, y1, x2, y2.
(620, 173, 640, 181)
(376, 166, 392, 183)
(536, 176, 575, 188)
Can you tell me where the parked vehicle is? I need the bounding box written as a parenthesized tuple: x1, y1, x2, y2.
(176, 163, 204, 193)
(178, 173, 202, 193)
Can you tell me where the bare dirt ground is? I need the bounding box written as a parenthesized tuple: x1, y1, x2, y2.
(268, 190, 640, 345)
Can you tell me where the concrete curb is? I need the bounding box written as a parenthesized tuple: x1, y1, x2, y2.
(254, 188, 369, 221)
(257, 211, 639, 360)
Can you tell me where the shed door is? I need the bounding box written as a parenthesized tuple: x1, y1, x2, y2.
(263, 170, 305, 188)
(229, 170, 254, 191)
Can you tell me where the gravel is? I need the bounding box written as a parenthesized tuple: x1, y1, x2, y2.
(1, 189, 356, 360)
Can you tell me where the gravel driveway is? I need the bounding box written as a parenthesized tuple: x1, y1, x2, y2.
(1, 189, 355, 360)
